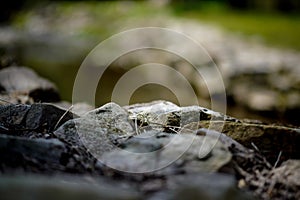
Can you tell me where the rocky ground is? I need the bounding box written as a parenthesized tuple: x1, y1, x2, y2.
(0, 66, 299, 200)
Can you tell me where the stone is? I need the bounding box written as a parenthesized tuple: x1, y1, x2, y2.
(197, 120, 300, 163)
(0, 103, 76, 138)
(101, 131, 232, 174)
(0, 66, 60, 103)
(124, 100, 238, 133)
(0, 96, 298, 200)
(0, 134, 67, 173)
(84, 102, 134, 134)
(54, 102, 134, 158)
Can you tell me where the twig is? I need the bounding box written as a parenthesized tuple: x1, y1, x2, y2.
(54, 105, 73, 130)
(168, 127, 180, 134)
(134, 117, 139, 135)
(273, 151, 282, 169)
(251, 142, 260, 152)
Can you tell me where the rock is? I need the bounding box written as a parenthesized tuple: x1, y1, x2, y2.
(101, 132, 232, 174)
(0, 175, 140, 200)
(0, 134, 67, 173)
(0, 133, 101, 175)
(0, 66, 60, 103)
(0, 97, 298, 200)
(54, 102, 134, 158)
(197, 120, 300, 163)
(0, 103, 76, 138)
(227, 68, 300, 122)
(124, 100, 238, 133)
(84, 102, 134, 134)
(148, 173, 253, 200)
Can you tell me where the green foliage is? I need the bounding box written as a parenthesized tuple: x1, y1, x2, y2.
(171, 2, 300, 50)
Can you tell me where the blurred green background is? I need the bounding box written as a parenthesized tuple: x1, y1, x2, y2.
(1, 0, 300, 125)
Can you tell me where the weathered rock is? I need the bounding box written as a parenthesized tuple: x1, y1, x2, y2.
(54, 102, 134, 158)
(84, 102, 134, 134)
(0, 175, 140, 200)
(0, 103, 76, 138)
(124, 100, 237, 133)
(197, 120, 300, 163)
(0, 66, 60, 103)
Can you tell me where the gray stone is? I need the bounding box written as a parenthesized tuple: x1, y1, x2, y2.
(54, 102, 134, 158)
(124, 100, 237, 134)
(0, 66, 60, 103)
(101, 132, 231, 174)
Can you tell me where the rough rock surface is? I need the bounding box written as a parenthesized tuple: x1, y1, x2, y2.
(0, 67, 299, 200)
(0, 103, 76, 138)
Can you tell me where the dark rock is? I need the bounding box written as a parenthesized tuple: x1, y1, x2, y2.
(0, 133, 101, 175)
(0, 134, 67, 173)
(0, 103, 76, 138)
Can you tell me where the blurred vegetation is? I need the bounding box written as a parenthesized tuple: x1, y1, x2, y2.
(171, 0, 300, 50)
(1, 0, 300, 103)
(3, 0, 300, 50)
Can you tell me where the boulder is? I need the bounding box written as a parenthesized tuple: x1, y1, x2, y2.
(0, 66, 60, 103)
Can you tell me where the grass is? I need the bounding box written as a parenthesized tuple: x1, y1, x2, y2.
(171, 2, 300, 50)
(14, 1, 300, 50)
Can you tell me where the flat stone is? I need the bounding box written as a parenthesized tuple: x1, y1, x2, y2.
(101, 132, 231, 174)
